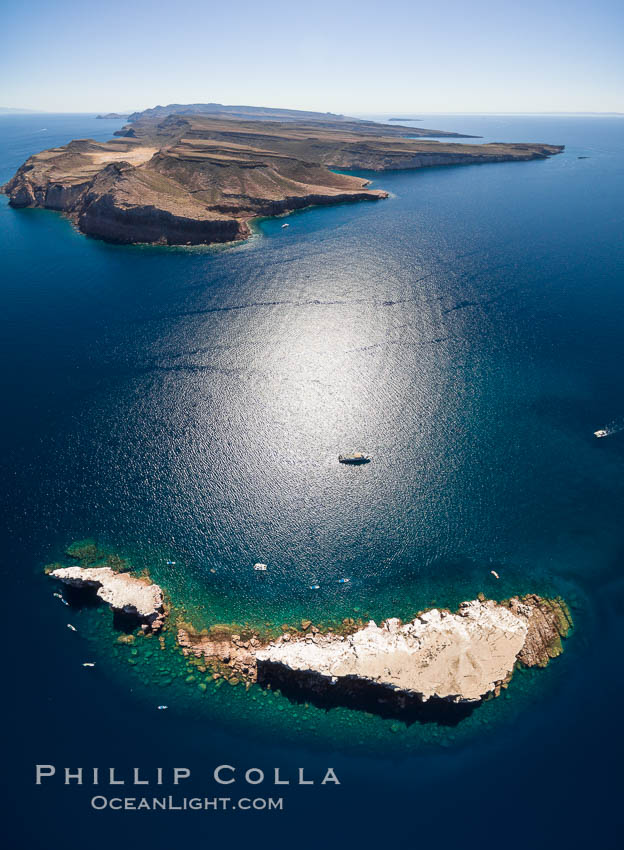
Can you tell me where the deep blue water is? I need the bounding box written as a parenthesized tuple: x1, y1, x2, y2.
(1, 113, 624, 848)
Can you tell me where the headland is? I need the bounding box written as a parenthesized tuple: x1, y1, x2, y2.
(2, 103, 564, 247)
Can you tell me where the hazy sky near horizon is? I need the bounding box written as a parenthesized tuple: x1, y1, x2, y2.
(1, 0, 623, 114)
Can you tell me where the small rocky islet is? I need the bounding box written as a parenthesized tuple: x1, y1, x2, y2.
(47, 541, 572, 718)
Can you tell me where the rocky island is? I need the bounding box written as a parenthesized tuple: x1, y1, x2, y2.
(49, 565, 166, 632)
(45, 541, 571, 715)
(3, 102, 564, 247)
(179, 595, 571, 710)
(118, 102, 469, 131)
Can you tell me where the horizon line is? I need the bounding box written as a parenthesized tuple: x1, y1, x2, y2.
(1, 107, 623, 118)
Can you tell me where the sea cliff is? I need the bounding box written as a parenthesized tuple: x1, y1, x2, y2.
(2, 108, 563, 247)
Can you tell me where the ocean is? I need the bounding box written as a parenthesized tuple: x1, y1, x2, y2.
(1, 112, 623, 848)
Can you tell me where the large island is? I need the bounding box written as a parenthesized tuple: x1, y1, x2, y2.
(2, 102, 564, 246)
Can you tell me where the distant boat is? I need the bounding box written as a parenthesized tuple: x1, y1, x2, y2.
(253, 563, 268, 571)
(82, 662, 95, 667)
(281, 223, 290, 228)
(338, 578, 350, 584)
(166, 560, 176, 565)
(67, 623, 77, 632)
(157, 705, 169, 710)
(490, 570, 500, 579)
(594, 429, 608, 438)
(338, 452, 371, 465)
(309, 584, 320, 590)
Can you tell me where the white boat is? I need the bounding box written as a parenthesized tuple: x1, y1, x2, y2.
(67, 623, 77, 632)
(338, 452, 371, 465)
(157, 705, 168, 710)
(82, 662, 95, 668)
(594, 429, 608, 438)
(490, 570, 500, 579)
(281, 223, 290, 229)
(253, 563, 268, 571)
(338, 578, 350, 584)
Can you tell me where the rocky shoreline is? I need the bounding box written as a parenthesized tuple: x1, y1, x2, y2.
(2, 106, 563, 247)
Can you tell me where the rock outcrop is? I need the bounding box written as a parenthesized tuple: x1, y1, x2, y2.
(2, 110, 563, 247)
(50, 566, 166, 632)
(255, 596, 571, 706)
(511, 594, 573, 667)
(178, 626, 262, 684)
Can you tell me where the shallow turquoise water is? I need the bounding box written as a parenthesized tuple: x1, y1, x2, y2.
(1, 113, 623, 848)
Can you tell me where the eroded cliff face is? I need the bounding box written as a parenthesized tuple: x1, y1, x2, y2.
(2, 113, 563, 247)
(3, 167, 92, 211)
(323, 146, 560, 171)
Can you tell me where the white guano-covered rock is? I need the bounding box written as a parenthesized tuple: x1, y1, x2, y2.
(50, 566, 165, 632)
(256, 599, 530, 703)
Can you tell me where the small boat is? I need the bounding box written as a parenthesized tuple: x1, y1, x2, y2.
(281, 223, 290, 229)
(594, 429, 608, 438)
(338, 578, 350, 584)
(309, 584, 320, 590)
(253, 563, 268, 571)
(490, 570, 500, 580)
(166, 560, 176, 565)
(157, 705, 169, 710)
(67, 624, 77, 632)
(54, 592, 69, 606)
(338, 452, 371, 465)
(82, 662, 95, 668)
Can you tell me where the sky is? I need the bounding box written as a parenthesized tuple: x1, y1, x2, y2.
(1, 0, 623, 114)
